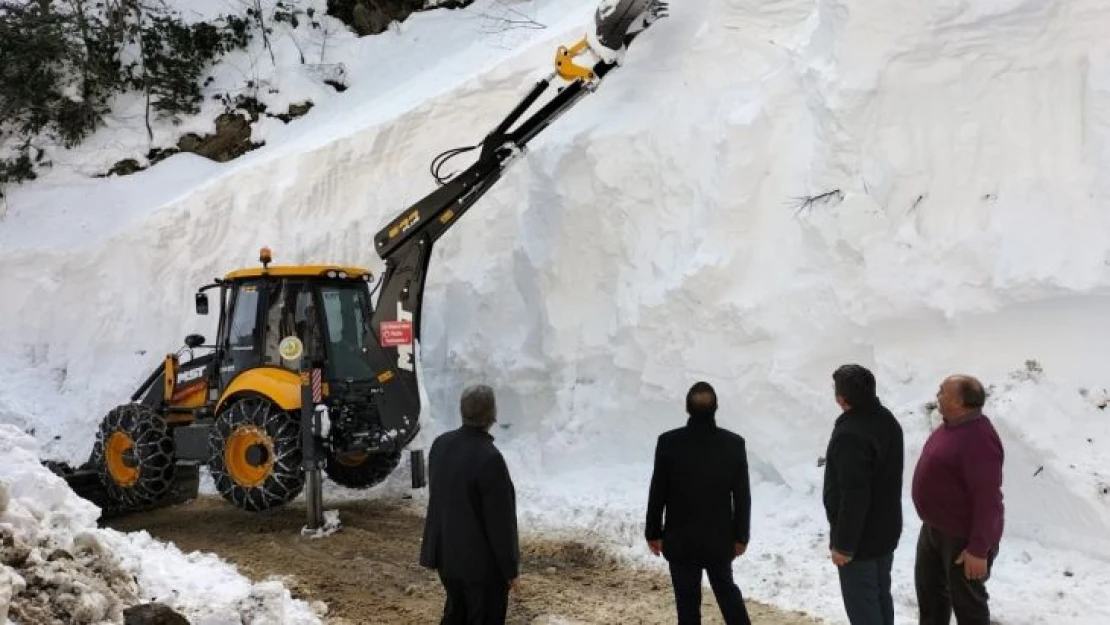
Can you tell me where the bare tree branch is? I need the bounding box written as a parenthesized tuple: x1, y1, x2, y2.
(789, 189, 843, 215)
(468, 0, 546, 35)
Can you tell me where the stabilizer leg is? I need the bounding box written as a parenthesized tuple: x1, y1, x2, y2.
(299, 363, 324, 531)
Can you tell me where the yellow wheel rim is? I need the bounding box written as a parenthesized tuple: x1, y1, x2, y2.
(105, 431, 139, 487)
(335, 451, 368, 467)
(225, 426, 275, 487)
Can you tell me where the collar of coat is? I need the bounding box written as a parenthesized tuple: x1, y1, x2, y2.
(941, 409, 983, 428)
(462, 424, 495, 440)
(835, 398, 884, 424)
(686, 412, 717, 428)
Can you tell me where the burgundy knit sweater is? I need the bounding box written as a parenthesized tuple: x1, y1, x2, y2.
(911, 411, 1005, 558)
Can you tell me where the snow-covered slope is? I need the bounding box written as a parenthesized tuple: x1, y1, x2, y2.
(3, 0, 1110, 623)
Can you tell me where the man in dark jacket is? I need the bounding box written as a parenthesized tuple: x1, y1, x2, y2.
(645, 381, 752, 625)
(822, 364, 905, 625)
(912, 374, 1004, 625)
(419, 383, 520, 624)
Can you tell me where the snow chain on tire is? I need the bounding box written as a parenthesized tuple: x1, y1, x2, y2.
(208, 396, 304, 512)
(90, 403, 176, 508)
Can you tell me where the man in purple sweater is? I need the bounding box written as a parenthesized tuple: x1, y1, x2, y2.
(911, 374, 1005, 625)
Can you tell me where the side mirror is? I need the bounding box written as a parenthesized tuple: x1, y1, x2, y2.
(195, 292, 209, 315)
(185, 334, 205, 349)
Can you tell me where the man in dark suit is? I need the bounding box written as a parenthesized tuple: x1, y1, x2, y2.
(419, 383, 520, 624)
(822, 364, 905, 625)
(645, 381, 752, 625)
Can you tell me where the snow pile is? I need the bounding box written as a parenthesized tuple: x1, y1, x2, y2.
(0, 424, 322, 625)
(97, 529, 325, 625)
(499, 360, 1110, 624)
(0, 424, 135, 624)
(1, 0, 1110, 622)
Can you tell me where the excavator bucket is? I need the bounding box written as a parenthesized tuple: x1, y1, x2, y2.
(45, 459, 200, 522)
(589, 0, 668, 62)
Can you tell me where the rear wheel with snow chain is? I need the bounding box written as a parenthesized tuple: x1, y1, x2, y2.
(324, 449, 402, 489)
(208, 396, 304, 512)
(90, 403, 176, 508)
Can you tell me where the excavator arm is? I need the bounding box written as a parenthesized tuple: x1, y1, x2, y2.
(361, 0, 668, 448)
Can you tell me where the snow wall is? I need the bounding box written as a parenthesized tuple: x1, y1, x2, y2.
(2, 0, 1110, 622)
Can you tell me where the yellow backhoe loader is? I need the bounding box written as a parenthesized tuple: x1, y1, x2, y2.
(45, 0, 669, 522)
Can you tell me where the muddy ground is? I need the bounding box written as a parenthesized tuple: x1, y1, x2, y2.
(107, 496, 823, 624)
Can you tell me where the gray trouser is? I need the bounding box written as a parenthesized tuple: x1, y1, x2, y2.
(837, 551, 895, 625)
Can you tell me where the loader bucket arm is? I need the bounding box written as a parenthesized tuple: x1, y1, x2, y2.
(364, 0, 667, 444)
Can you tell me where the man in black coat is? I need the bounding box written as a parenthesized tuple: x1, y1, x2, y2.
(822, 364, 905, 625)
(420, 383, 520, 624)
(645, 381, 752, 625)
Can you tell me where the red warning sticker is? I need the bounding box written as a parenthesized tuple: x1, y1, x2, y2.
(380, 320, 413, 347)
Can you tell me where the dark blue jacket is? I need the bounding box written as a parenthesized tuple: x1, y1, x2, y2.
(822, 400, 905, 560)
(645, 414, 751, 564)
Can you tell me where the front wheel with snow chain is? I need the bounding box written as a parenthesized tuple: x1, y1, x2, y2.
(324, 449, 402, 490)
(90, 403, 176, 508)
(207, 396, 304, 512)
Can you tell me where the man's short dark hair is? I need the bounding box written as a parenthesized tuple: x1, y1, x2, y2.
(460, 383, 497, 428)
(686, 381, 718, 415)
(832, 364, 877, 408)
(954, 375, 986, 409)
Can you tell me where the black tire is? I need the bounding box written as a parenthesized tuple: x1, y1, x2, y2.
(324, 449, 402, 489)
(208, 396, 303, 512)
(90, 403, 175, 508)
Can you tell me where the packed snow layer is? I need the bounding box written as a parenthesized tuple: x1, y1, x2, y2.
(0, 425, 323, 624)
(3, 0, 1110, 622)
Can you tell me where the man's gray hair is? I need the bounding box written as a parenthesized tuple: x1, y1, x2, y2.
(460, 383, 497, 428)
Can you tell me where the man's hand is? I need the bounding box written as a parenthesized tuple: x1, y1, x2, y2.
(648, 539, 662, 556)
(955, 550, 988, 580)
(830, 549, 852, 567)
(734, 542, 747, 558)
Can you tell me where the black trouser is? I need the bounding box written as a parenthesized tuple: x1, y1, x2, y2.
(438, 573, 509, 625)
(915, 523, 997, 625)
(837, 551, 894, 625)
(667, 560, 751, 625)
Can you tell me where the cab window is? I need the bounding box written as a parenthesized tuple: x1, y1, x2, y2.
(222, 282, 262, 384)
(261, 280, 325, 367)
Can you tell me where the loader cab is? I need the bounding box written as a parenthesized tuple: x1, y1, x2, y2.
(194, 248, 377, 391)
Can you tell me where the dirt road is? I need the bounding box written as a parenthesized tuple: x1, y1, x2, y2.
(107, 496, 823, 624)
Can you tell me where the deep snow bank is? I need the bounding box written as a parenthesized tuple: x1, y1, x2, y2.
(500, 360, 1110, 624)
(3, 0, 1110, 622)
(0, 425, 323, 624)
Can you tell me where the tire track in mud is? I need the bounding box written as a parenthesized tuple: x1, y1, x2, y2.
(106, 495, 824, 624)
